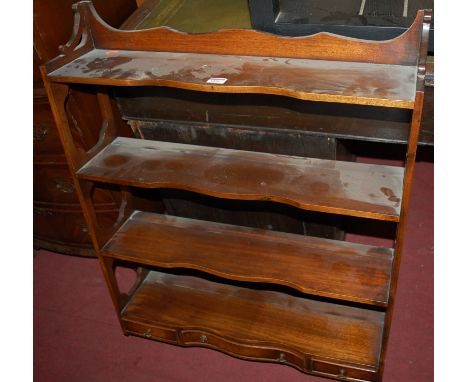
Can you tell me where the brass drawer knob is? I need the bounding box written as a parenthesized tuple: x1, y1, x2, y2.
(33, 207, 53, 216)
(55, 179, 75, 193)
(339, 368, 346, 379)
(200, 334, 208, 343)
(144, 328, 152, 338)
(33, 124, 49, 141)
(278, 353, 286, 362)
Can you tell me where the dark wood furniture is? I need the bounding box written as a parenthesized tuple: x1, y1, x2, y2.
(33, 0, 137, 256)
(42, 2, 431, 380)
(114, 0, 432, 245)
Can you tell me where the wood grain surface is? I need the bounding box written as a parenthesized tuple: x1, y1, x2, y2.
(103, 211, 393, 305)
(82, 1, 424, 66)
(49, 49, 417, 108)
(77, 137, 404, 221)
(121, 270, 385, 369)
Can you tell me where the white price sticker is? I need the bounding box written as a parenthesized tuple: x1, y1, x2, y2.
(206, 77, 228, 84)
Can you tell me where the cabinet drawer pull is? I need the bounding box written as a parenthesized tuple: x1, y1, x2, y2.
(200, 334, 208, 343)
(33, 124, 49, 141)
(338, 368, 346, 379)
(278, 353, 286, 362)
(144, 328, 152, 338)
(33, 207, 53, 216)
(55, 179, 75, 193)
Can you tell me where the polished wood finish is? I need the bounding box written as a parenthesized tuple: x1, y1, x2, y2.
(103, 211, 393, 306)
(43, 2, 431, 380)
(33, 0, 138, 256)
(127, 117, 350, 240)
(118, 2, 432, 146)
(120, 1, 347, 241)
(49, 49, 417, 109)
(77, 137, 404, 221)
(49, 0, 424, 66)
(121, 270, 384, 376)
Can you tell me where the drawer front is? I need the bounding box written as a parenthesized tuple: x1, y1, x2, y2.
(33, 98, 64, 156)
(180, 330, 305, 371)
(312, 360, 377, 382)
(33, 207, 92, 245)
(123, 320, 178, 344)
(34, 164, 78, 205)
(34, 163, 123, 206)
(34, 207, 120, 251)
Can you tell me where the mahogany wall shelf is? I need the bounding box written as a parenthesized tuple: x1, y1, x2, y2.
(43, 2, 431, 381)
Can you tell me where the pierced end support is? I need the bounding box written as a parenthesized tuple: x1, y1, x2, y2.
(58, 1, 93, 56)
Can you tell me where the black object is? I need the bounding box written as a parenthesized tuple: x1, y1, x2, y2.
(248, 0, 433, 52)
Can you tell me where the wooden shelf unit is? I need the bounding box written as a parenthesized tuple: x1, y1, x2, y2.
(42, 2, 431, 381)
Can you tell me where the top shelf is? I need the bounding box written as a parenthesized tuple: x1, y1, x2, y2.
(45, 1, 431, 109)
(48, 48, 417, 109)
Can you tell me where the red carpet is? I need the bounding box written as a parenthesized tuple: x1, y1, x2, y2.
(34, 160, 433, 382)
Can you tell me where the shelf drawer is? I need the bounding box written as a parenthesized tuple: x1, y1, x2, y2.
(33, 207, 118, 246)
(34, 164, 78, 205)
(121, 270, 385, 374)
(312, 360, 377, 382)
(123, 320, 178, 344)
(33, 98, 64, 156)
(34, 163, 122, 206)
(180, 330, 306, 370)
(33, 207, 91, 245)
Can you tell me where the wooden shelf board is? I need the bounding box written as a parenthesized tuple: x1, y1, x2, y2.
(103, 211, 393, 306)
(77, 137, 404, 221)
(121, 270, 385, 370)
(48, 48, 416, 109)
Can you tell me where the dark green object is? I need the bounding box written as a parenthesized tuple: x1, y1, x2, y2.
(140, 0, 252, 32)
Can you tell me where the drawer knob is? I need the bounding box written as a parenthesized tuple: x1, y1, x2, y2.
(278, 353, 286, 362)
(339, 368, 346, 379)
(33, 207, 53, 216)
(144, 328, 152, 338)
(200, 334, 208, 343)
(55, 179, 75, 193)
(33, 124, 49, 141)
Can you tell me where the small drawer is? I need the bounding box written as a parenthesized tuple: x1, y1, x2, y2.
(180, 330, 227, 348)
(33, 207, 118, 247)
(33, 99, 64, 156)
(34, 163, 123, 206)
(272, 349, 305, 369)
(33, 207, 92, 245)
(34, 164, 78, 205)
(123, 321, 178, 344)
(180, 330, 305, 370)
(312, 360, 376, 382)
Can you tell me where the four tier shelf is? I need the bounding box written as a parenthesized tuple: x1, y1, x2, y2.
(42, 2, 431, 381)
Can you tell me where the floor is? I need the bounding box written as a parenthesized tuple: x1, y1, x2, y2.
(34, 158, 433, 382)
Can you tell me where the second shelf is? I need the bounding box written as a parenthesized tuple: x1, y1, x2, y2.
(103, 210, 393, 306)
(77, 137, 404, 221)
